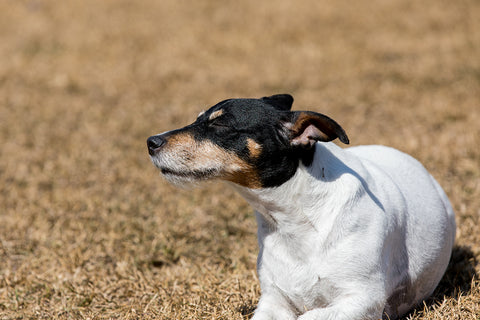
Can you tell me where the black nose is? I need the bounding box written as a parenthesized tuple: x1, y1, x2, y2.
(147, 135, 166, 155)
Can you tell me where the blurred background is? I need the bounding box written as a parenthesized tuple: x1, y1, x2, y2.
(0, 0, 479, 319)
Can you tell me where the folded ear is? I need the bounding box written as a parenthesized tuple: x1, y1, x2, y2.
(261, 94, 294, 111)
(288, 111, 349, 148)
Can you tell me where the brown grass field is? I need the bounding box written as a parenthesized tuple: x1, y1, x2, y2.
(0, 0, 479, 319)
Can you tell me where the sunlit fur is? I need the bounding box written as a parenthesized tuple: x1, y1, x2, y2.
(231, 142, 455, 320)
(149, 131, 260, 188)
(148, 95, 455, 319)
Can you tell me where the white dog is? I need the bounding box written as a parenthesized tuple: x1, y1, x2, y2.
(147, 94, 456, 319)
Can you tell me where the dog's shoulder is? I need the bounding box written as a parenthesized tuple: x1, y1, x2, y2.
(345, 145, 421, 169)
(344, 145, 434, 189)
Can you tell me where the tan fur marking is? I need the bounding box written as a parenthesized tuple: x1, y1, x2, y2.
(224, 156, 262, 189)
(164, 132, 262, 188)
(290, 111, 346, 144)
(167, 132, 196, 145)
(197, 110, 205, 118)
(208, 109, 224, 121)
(206, 141, 262, 189)
(291, 112, 317, 136)
(247, 138, 262, 158)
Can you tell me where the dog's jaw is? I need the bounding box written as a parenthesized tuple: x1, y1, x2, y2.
(148, 133, 263, 188)
(149, 147, 222, 187)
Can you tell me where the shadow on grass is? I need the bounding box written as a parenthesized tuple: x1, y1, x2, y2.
(239, 304, 256, 319)
(405, 244, 478, 318)
(238, 245, 477, 319)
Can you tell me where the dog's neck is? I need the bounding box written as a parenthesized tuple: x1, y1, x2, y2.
(230, 143, 360, 235)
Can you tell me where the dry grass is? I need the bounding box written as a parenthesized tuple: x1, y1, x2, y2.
(0, 0, 479, 319)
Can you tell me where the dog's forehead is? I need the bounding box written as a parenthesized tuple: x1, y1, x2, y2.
(203, 98, 277, 120)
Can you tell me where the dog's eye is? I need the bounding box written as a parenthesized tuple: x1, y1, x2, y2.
(208, 119, 229, 129)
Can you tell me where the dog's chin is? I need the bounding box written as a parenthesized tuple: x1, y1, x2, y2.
(159, 167, 219, 189)
(161, 173, 199, 189)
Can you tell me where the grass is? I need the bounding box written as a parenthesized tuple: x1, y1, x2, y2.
(0, 0, 479, 319)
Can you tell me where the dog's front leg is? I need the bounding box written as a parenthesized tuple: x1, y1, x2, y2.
(297, 297, 385, 320)
(252, 293, 298, 320)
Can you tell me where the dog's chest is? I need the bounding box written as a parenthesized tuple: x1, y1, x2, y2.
(259, 231, 337, 310)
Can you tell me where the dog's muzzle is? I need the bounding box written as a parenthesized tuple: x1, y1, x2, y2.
(147, 135, 166, 155)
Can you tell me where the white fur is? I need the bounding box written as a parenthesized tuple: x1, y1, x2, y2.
(230, 142, 455, 320)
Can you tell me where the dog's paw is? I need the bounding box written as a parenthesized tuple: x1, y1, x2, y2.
(298, 309, 342, 320)
(251, 308, 297, 320)
(298, 308, 383, 320)
(251, 312, 296, 320)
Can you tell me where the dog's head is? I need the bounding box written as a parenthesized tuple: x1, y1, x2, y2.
(147, 94, 349, 188)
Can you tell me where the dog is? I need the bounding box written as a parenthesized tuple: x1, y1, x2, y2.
(147, 94, 456, 319)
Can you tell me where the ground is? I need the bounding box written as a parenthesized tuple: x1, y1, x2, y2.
(0, 0, 479, 319)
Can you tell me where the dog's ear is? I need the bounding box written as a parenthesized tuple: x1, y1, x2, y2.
(287, 111, 349, 148)
(262, 94, 294, 111)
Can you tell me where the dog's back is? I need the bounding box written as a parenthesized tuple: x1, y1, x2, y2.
(346, 145, 456, 317)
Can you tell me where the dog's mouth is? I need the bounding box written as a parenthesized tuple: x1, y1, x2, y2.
(160, 167, 219, 180)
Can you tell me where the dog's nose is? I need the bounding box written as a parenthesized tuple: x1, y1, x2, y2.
(147, 135, 166, 155)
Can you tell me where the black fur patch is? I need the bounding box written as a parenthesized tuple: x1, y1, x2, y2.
(149, 94, 348, 188)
